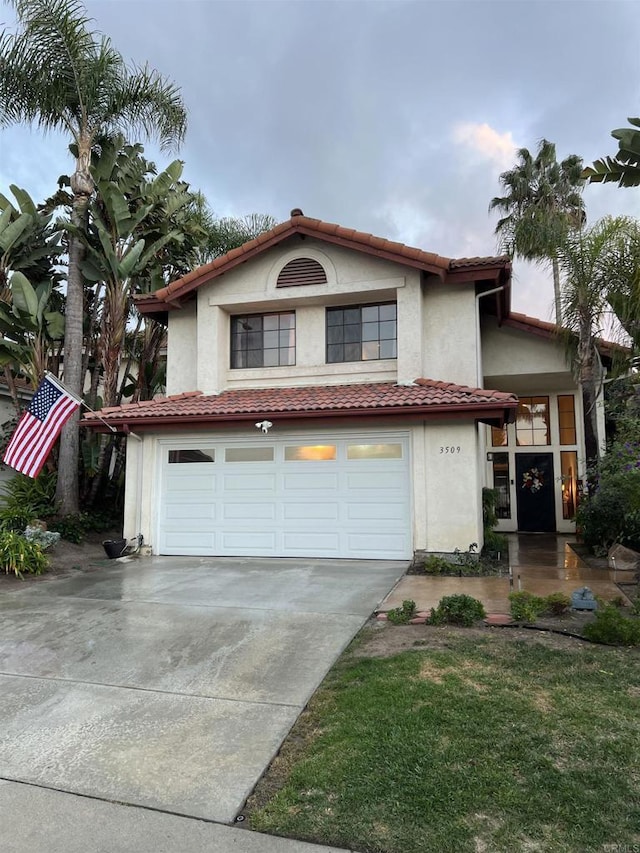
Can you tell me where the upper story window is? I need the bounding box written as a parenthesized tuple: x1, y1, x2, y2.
(516, 396, 550, 446)
(326, 303, 397, 363)
(231, 311, 296, 368)
(277, 258, 327, 288)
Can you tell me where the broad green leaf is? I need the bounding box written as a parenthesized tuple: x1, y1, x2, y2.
(44, 311, 65, 340)
(0, 215, 31, 253)
(9, 186, 38, 217)
(10, 272, 38, 319)
(119, 239, 145, 279)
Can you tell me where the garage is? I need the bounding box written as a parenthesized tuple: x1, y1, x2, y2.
(157, 432, 412, 559)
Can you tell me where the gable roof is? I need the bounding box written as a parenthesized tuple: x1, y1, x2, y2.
(134, 210, 512, 321)
(83, 378, 518, 432)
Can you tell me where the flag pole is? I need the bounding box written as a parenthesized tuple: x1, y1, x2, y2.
(45, 371, 118, 434)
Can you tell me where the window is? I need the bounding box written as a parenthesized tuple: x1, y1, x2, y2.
(326, 303, 397, 363)
(489, 425, 508, 447)
(225, 447, 274, 462)
(168, 449, 214, 463)
(491, 452, 511, 519)
(284, 445, 337, 461)
(347, 443, 402, 460)
(561, 451, 578, 520)
(516, 396, 550, 446)
(231, 312, 295, 368)
(557, 395, 577, 445)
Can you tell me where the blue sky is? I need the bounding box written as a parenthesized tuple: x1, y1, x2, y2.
(1, 0, 639, 319)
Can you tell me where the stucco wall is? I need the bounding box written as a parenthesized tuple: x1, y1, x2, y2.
(481, 317, 570, 379)
(166, 302, 197, 395)
(422, 421, 483, 553)
(422, 280, 478, 387)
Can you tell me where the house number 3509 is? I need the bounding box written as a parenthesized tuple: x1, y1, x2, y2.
(439, 446, 461, 454)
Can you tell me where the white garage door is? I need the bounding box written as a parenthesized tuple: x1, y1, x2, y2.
(157, 433, 411, 559)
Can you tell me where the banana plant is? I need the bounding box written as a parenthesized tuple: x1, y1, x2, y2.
(0, 187, 63, 397)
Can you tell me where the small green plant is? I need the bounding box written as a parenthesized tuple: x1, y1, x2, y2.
(509, 591, 546, 623)
(544, 592, 571, 616)
(453, 543, 479, 570)
(430, 594, 486, 627)
(0, 530, 48, 577)
(582, 605, 640, 646)
(386, 600, 417, 625)
(422, 555, 459, 575)
(483, 530, 508, 555)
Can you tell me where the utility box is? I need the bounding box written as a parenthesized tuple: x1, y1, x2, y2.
(571, 587, 598, 611)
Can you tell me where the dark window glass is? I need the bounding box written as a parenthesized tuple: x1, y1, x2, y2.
(326, 303, 397, 363)
(557, 395, 577, 445)
(231, 312, 296, 368)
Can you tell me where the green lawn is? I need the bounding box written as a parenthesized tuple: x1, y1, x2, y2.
(247, 630, 640, 853)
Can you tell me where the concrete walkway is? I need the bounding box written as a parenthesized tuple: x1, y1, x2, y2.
(380, 534, 631, 614)
(0, 556, 405, 852)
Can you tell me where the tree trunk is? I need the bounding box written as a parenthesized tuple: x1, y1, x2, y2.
(578, 323, 600, 464)
(552, 257, 562, 325)
(55, 193, 89, 514)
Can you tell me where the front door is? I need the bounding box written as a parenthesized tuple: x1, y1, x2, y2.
(515, 453, 556, 532)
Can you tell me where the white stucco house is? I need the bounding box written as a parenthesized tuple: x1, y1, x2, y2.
(84, 210, 605, 560)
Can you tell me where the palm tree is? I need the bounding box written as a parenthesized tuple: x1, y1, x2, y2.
(0, 0, 187, 512)
(556, 216, 639, 463)
(490, 139, 585, 324)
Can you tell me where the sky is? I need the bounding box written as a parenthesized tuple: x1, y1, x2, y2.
(1, 0, 640, 322)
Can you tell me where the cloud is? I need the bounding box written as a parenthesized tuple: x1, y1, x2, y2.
(452, 122, 519, 171)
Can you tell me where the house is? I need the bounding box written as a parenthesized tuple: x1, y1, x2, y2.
(83, 210, 604, 561)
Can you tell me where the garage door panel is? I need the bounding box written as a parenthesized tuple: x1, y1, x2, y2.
(345, 502, 405, 520)
(282, 502, 339, 520)
(222, 502, 276, 520)
(282, 472, 339, 490)
(282, 532, 340, 553)
(224, 473, 276, 491)
(221, 531, 277, 550)
(159, 435, 411, 559)
(163, 504, 216, 520)
(346, 470, 403, 490)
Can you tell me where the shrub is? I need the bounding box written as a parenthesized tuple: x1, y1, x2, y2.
(0, 471, 58, 532)
(24, 526, 60, 550)
(49, 512, 90, 544)
(582, 605, 640, 646)
(386, 600, 417, 625)
(0, 530, 48, 577)
(545, 592, 571, 616)
(422, 555, 459, 575)
(509, 591, 546, 623)
(430, 594, 486, 627)
(483, 530, 508, 555)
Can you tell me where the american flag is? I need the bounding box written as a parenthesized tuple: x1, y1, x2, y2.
(3, 375, 81, 478)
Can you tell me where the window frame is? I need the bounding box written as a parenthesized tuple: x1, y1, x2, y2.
(230, 311, 296, 369)
(325, 302, 397, 364)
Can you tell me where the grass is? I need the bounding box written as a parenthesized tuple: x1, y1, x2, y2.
(247, 631, 640, 853)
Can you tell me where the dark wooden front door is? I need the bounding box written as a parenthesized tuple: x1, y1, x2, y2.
(515, 453, 556, 532)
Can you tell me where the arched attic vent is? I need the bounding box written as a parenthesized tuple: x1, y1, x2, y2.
(276, 257, 328, 288)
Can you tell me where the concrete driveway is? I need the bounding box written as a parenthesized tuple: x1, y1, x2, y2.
(0, 556, 405, 825)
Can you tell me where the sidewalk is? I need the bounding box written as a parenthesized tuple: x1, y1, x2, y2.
(1, 779, 352, 853)
(380, 534, 631, 615)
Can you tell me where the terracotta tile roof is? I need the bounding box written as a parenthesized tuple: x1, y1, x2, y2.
(83, 379, 517, 429)
(134, 212, 511, 315)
